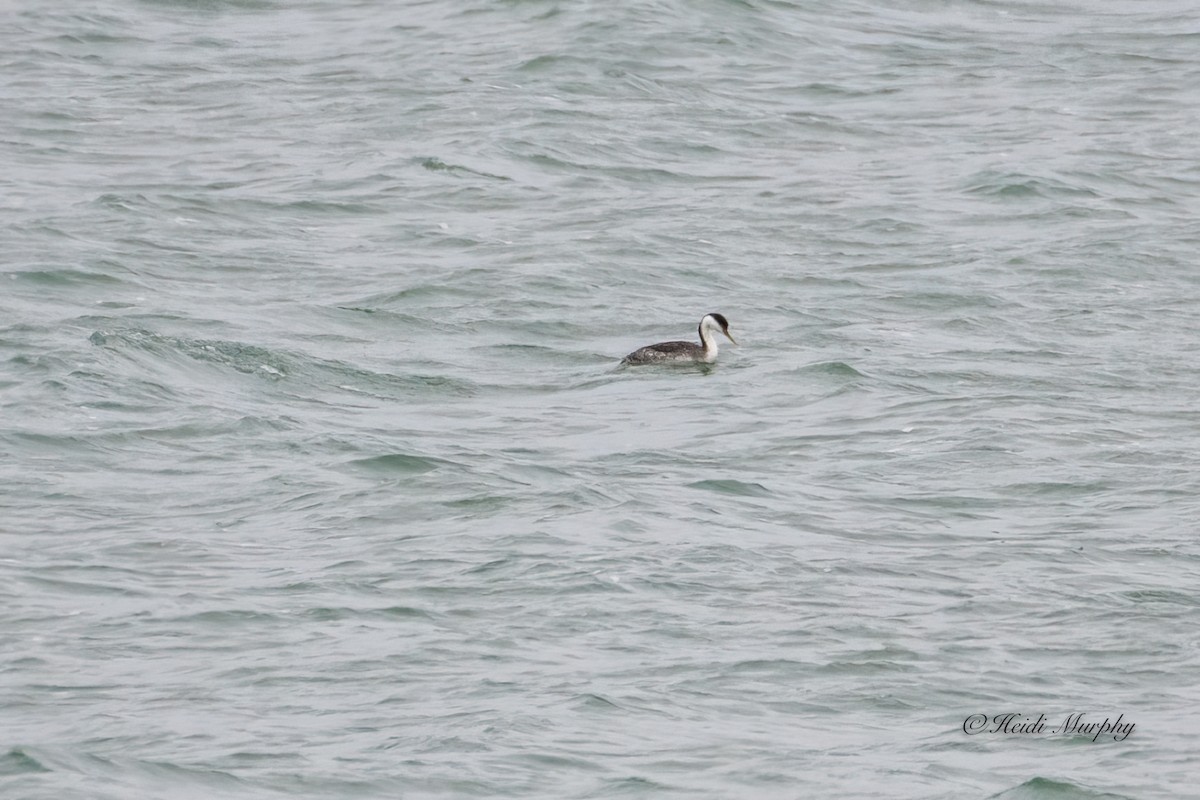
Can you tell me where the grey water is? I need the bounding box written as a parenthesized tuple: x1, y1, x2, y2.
(3, 1, 1200, 798)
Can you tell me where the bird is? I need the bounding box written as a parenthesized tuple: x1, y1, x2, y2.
(621, 313, 737, 365)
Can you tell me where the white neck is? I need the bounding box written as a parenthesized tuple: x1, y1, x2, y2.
(698, 320, 720, 362)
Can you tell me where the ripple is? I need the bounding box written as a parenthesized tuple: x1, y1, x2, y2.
(346, 453, 449, 475)
(686, 479, 772, 497)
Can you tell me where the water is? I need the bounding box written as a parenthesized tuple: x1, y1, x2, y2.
(3, 1, 1200, 797)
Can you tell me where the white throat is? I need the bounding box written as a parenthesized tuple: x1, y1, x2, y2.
(698, 319, 721, 362)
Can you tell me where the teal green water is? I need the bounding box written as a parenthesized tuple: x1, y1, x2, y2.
(3, 1, 1199, 798)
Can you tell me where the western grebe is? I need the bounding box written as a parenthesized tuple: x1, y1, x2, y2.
(621, 313, 737, 365)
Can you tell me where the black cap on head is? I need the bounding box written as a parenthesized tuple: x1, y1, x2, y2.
(708, 313, 729, 331)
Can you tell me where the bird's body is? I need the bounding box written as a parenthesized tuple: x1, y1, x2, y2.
(621, 313, 737, 365)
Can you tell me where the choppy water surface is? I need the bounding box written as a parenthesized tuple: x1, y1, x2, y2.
(3, 1, 1200, 798)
